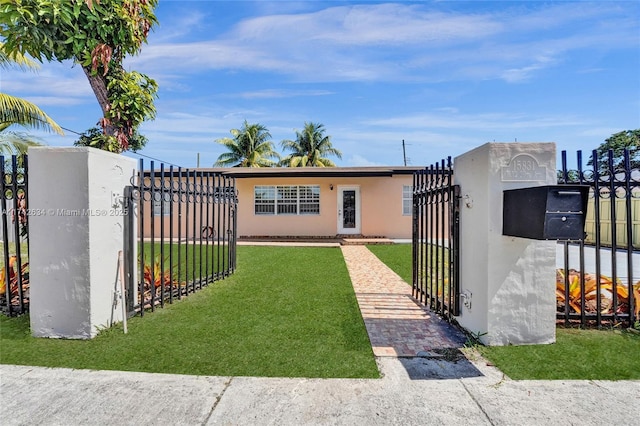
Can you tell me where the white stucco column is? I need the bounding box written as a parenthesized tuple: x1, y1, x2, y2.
(28, 147, 136, 339)
(454, 143, 557, 346)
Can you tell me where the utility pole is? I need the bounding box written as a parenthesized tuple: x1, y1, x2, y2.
(402, 139, 407, 166)
(197, 152, 200, 168)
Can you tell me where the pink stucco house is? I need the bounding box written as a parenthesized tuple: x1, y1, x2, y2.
(214, 166, 421, 239)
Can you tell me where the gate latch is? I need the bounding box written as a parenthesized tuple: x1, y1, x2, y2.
(460, 291, 472, 310)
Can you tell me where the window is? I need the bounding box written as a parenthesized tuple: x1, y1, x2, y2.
(402, 185, 413, 216)
(254, 185, 320, 215)
(254, 186, 275, 215)
(299, 185, 320, 214)
(277, 186, 297, 214)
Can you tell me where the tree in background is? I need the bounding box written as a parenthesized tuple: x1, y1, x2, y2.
(0, 43, 61, 158)
(74, 127, 147, 152)
(588, 129, 639, 173)
(279, 122, 342, 167)
(214, 121, 280, 167)
(0, 0, 158, 153)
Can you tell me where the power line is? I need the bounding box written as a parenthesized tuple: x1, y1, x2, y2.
(59, 125, 184, 168)
(125, 151, 183, 168)
(60, 126, 83, 136)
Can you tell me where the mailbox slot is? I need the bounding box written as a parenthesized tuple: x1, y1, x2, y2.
(503, 185, 589, 240)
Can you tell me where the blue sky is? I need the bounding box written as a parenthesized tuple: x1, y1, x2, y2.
(4, 1, 640, 168)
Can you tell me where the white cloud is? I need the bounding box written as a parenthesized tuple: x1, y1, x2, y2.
(236, 89, 334, 99)
(363, 111, 586, 131)
(127, 2, 638, 85)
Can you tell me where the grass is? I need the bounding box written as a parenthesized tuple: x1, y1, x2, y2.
(141, 242, 229, 285)
(367, 243, 412, 284)
(0, 246, 378, 378)
(479, 328, 640, 380)
(369, 243, 640, 380)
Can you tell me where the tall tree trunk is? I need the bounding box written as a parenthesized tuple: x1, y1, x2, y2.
(82, 66, 116, 136)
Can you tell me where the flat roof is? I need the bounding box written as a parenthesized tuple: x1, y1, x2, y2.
(200, 166, 424, 178)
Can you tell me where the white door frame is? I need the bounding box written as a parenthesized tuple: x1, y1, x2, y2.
(337, 185, 361, 234)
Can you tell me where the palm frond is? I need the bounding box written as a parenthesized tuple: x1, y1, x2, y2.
(0, 42, 39, 70)
(0, 93, 64, 135)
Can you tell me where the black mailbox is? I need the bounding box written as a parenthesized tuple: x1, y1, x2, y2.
(503, 185, 589, 240)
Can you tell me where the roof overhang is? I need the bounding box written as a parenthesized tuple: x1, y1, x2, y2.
(203, 166, 424, 178)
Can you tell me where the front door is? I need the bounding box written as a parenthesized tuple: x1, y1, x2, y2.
(338, 186, 360, 234)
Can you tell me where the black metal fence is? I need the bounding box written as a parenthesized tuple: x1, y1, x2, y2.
(412, 157, 460, 320)
(558, 148, 639, 327)
(124, 160, 238, 316)
(0, 155, 29, 316)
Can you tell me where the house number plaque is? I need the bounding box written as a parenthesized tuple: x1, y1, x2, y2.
(501, 154, 547, 182)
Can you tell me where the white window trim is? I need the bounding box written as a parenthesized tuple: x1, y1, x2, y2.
(402, 185, 413, 216)
(254, 185, 320, 216)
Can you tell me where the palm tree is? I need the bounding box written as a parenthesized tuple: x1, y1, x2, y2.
(0, 43, 63, 156)
(279, 122, 342, 167)
(214, 121, 280, 167)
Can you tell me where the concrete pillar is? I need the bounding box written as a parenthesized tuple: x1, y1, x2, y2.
(28, 147, 136, 339)
(454, 143, 557, 346)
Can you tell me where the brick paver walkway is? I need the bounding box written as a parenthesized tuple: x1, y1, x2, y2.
(341, 245, 467, 357)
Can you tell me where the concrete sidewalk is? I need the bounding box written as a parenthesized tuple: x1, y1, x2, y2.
(2, 361, 638, 425)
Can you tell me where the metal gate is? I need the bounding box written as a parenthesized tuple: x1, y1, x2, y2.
(558, 149, 638, 327)
(412, 157, 460, 319)
(124, 159, 238, 316)
(1, 155, 29, 316)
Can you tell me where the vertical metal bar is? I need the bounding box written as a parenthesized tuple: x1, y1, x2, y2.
(563, 239, 570, 325)
(177, 167, 183, 299)
(434, 163, 444, 313)
(560, 151, 570, 324)
(169, 165, 174, 304)
(412, 171, 418, 299)
(452, 184, 461, 316)
(434, 162, 441, 312)
(159, 163, 165, 307)
(607, 150, 618, 323)
(10, 156, 25, 314)
(592, 150, 603, 326)
(623, 150, 635, 325)
(20, 155, 29, 313)
(216, 174, 222, 279)
(205, 173, 211, 283)
(420, 169, 426, 303)
(439, 159, 446, 316)
(124, 185, 135, 314)
(191, 169, 197, 292)
(212, 174, 218, 280)
(1, 157, 12, 314)
(577, 151, 587, 326)
(138, 159, 145, 316)
(184, 169, 191, 293)
(149, 162, 156, 311)
(428, 166, 435, 307)
(446, 157, 454, 318)
(560, 152, 571, 325)
(232, 178, 238, 272)
(197, 170, 205, 288)
(223, 176, 228, 276)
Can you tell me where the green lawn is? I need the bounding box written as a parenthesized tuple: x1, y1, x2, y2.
(368, 243, 640, 380)
(479, 328, 640, 380)
(0, 246, 379, 378)
(367, 243, 412, 284)
(141, 241, 230, 286)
